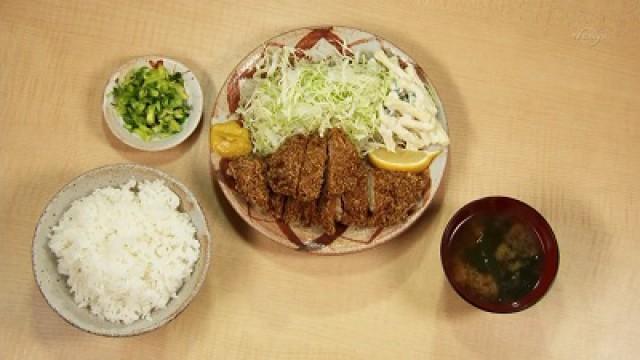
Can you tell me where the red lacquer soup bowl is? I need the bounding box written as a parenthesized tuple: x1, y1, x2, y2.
(441, 197, 559, 313)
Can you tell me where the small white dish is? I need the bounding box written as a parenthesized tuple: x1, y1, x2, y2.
(103, 56, 203, 151)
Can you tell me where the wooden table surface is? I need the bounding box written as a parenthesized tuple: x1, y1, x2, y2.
(1, 1, 639, 359)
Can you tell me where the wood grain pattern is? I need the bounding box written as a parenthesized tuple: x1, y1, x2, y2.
(1, 0, 639, 359)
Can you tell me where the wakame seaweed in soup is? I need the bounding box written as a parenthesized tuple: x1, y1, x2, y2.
(449, 214, 543, 303)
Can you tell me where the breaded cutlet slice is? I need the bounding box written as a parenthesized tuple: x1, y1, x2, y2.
(300, 200, 318, 227)
(266, 134, 308, 196)
(227, 156, 270, 210)
(325, 128, 360, 196)
(368, 169, 429, 227)
(317, 192, 340, 235)
(269, 193, 286, 220)
(297, 133, 327, 201)
(283, 197, 305, 225)
(340, 163, 369, 226)
(283, 198, 317, 227)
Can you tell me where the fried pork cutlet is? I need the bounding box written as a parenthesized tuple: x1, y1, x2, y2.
(269, 193, 286, 220)
(297, 133, 327, 201)
(266, 134, 308, 196)
(283, 198, 317, 227)
(283, 198, 304, 224)
(325, 129, 360, 196)
(368, 169, 429, 227)
(226, 156, 270, 210)
(340, 163, 369, 226)
(317, 192, 340, 235)
(300, 200, 317, 227)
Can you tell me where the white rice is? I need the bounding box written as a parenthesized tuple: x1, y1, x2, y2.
(48, 179, 200, 324)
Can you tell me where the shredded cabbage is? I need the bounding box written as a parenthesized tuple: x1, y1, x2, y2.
(236, 45, 449, 156)
(238, 46, 391, 155)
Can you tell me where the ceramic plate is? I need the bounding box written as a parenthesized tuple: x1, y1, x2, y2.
(210, 26, 448, 255)
(103, 56, 203, 151)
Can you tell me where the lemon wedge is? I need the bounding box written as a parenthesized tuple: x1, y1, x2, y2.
(210, 121, 252, 158)
(368, 148, 442, 172)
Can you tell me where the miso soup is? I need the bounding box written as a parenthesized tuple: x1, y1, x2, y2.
(448, 214, 542, 304)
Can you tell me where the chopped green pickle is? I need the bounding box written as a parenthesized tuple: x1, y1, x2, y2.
(111, 63, 191, 141)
